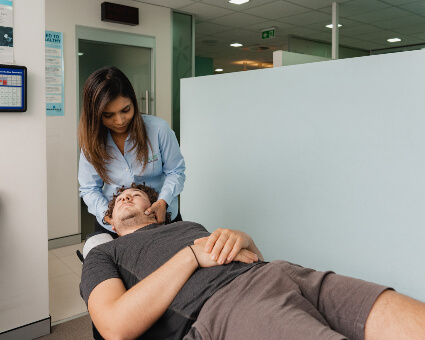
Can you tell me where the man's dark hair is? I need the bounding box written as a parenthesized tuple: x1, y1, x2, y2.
(104, 183, 159, 220)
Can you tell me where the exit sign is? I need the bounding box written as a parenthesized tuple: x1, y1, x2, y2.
(262, 29, 275, 40)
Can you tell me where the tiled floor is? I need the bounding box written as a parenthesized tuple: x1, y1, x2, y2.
(48, 242, 88, 324)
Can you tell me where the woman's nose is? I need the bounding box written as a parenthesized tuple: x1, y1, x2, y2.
(115, 114, 124, 125)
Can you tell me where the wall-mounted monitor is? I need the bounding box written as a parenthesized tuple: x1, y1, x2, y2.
(0, 64, 27, 112)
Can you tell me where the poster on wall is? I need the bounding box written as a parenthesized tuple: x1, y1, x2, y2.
(0, 0, 14, 63)
(45, 30, 64, 116)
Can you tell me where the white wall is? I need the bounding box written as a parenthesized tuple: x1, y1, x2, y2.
(0, 0, 49, 334)
(45, 0, 172, 240)
(181, 49, 425, 302)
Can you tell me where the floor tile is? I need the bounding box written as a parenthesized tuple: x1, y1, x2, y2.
(48, 250, 58, 261)
(61, 254, 83, 276)
(49, 272, 87, 323)
(51, 242, 84, 258)
(48, 258, 73, 279)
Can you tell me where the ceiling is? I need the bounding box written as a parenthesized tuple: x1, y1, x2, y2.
(132, 0, 425, 73)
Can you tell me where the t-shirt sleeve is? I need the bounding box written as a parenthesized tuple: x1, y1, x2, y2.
(79, 247, 121, 306)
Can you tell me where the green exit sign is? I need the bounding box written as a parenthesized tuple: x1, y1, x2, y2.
(262, 29, 275, 40)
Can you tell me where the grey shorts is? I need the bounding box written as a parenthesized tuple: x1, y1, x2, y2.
(184, 261, 390, 340)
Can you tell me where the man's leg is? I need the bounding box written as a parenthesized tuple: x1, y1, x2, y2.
(365, 290, 425, 340)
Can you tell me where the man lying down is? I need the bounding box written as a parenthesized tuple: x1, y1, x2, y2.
(80, 183, 425, 340)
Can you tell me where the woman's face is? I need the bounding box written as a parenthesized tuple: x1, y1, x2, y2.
(101, 96, 135, 136)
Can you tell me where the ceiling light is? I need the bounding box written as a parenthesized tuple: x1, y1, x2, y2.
(387, 38, 401, 43)
(230, 43, 243, 47)
(326, 24, 342, 28)
(215, 68, 223, 72)
(229, 0, 249, 4)
(78, 52, 84, 56)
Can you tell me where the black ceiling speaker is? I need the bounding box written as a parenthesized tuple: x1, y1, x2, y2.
(101, 2, 139, 26)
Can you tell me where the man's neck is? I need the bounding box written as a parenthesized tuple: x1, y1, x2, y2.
(117, 218, 157, 236)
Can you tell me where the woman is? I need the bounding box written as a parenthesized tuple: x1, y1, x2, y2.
(78, 66, 185, 235)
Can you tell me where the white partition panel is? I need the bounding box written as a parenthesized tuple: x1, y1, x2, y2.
(181, 50, 425, 302)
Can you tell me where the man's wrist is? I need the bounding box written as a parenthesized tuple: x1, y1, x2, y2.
(181, 247, 199, 271)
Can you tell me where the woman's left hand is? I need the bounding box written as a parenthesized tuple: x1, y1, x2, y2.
(144, 199, 167, 224)
(194, 228, 253, 265)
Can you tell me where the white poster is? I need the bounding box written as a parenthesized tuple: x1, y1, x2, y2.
(45, 31, 64, 116)
(0, 0, 13, 63)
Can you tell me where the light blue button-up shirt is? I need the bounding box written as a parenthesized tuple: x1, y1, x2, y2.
(78, 115, 186, 231)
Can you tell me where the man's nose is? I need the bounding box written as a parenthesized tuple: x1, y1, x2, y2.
(123, 195, 132, 201)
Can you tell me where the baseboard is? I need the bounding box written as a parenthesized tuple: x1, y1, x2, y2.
(0, 316, 51, 340)
(48, 234, 81, 250)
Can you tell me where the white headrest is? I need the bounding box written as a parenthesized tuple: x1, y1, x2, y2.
(83, 233, 114, 259)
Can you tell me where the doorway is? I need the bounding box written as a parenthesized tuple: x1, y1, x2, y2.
(76, 27, 155, 240)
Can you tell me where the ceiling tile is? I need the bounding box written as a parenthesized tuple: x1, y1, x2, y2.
(131, 0, 195, 9)
(209, 12, 269, 27)
(397, 24, 425, 36)
(242, 1, 311, 20)
(196, 22, 233, 36)
(178, 2, 234, 22)
(320, 0, 391, 17)
(199, 0, 278, 11)
(399, 1, 425, 16)
(373, 14, 425, 30)
(347, 7, 412, 23)
(277, 10, 331, 26)
(380, 0, 420, 5)
(338, 24, 386, 37)
(285, 0, 351, 10)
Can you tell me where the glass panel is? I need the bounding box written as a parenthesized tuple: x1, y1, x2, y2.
(78, 40, 151, 114)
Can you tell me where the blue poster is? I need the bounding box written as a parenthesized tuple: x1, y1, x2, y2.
(45, 30, 64, 116)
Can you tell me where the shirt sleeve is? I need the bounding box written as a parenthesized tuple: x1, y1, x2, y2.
(78, 150, 110, 229)
(157, 122, 186, 206)
(79, 247, 120, 306)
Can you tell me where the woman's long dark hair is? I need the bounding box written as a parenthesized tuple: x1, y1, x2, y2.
(78, 66, 151, 184)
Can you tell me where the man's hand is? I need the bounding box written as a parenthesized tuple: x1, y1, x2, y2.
(194, 228, 258, 265)
(144, 199, 167, 224)
(191, 237, 258, 267)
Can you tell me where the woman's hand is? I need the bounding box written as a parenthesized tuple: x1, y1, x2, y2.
(144, 199, 167, 224)
(194, 228, 257, 265)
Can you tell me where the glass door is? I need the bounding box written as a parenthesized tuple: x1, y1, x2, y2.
(78, 40, 152, 114)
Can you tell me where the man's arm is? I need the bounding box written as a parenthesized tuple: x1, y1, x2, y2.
(88, 247, 198, 339)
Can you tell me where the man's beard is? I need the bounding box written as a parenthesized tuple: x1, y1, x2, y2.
(116, 210, 145, 229)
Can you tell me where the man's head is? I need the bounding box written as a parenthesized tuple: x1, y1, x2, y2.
(105, 183, 159, 236)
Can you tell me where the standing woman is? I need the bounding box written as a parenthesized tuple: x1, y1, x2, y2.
(78, 66, 185, 235)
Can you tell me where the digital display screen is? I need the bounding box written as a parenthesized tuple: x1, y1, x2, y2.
(0, 64, 27, 112)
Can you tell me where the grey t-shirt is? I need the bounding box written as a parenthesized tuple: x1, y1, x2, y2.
(80, 221, 263, 340)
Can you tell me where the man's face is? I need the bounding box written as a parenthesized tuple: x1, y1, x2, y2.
(111, 188, 152, 233)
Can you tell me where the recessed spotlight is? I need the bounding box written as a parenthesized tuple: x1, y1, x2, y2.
(326, 24, 342, 28)
(229, 0, 249, 4)
(387, 38, 401, 43)
(215, 68, 223, 72)
(230, 43, 243, 47)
